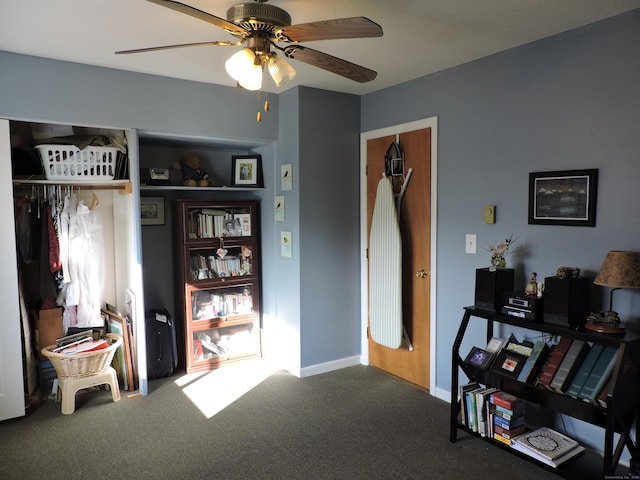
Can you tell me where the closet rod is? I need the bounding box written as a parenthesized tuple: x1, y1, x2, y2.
(12, 180, 132, 193)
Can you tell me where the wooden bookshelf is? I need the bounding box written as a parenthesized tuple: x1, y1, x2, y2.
(174, 199, 262, 373)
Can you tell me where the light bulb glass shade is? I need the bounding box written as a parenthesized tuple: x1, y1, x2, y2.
(594, 251, 640, 288)
(225, 48, 263, 91)
(267, 54, 296, 87)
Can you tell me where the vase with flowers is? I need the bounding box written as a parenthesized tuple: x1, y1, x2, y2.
(488, 234, 515, 271)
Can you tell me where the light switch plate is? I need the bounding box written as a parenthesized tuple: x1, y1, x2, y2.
(484, 205, 496, 224)
(465, 234, 477, 254)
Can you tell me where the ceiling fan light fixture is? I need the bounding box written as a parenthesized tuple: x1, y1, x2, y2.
(225, 47, 263, 90)
(267, 53, 296, 87)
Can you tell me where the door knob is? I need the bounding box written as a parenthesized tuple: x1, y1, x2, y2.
(415, 270, 428, 278)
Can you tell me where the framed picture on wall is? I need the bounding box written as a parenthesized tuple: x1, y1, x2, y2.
(231, 155, 263, 187)
(528, 169, 598, 227)
(140, 197, 165, 226)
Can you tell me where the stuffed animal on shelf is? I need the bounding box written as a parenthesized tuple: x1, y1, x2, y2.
(172, 154, 216, 187)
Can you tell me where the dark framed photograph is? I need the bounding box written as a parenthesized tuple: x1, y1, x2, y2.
(232, 155, 263, 187)
(140, 197, 165, 226)
(465, 346, 494, 369)
(491, 349, 527, 378)
(528, 169, 598, 227)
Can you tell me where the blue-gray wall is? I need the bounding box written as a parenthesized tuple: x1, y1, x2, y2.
(363, 9, 640, 396)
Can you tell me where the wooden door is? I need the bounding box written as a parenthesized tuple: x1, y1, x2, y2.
(367, 128, 431, 389)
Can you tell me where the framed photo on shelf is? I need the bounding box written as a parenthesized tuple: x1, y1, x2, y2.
(491, 349, 527, 378)
(232, 155, 263, 187)
(140, 197, 165, 226)
(465, 347, 494, 369)
(528, 169, 598, 227)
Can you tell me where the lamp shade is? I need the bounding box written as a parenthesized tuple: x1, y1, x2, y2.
(267, 54, 296, 87)
(594, 251, 640, 288)
(225, 48, 263, 91)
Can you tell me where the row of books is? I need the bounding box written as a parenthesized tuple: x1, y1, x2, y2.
(191, 289, 253, 319)
(187, 209, 251, 239)
(465, 334, 621, 407)
(458, 386, 585, 468)
(189, 253, 252, 279)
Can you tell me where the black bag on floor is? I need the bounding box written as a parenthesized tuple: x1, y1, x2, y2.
(145, 309, 178, 379)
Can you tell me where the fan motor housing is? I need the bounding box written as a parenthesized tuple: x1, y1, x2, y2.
(227, 3, 292, 32)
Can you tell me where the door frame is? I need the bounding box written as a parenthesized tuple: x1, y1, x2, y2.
(359, 117, 438, 393)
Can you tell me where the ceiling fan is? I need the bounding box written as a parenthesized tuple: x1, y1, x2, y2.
(116, 0, 383, 91)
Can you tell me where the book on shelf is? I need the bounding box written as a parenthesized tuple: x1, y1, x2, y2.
(564, 343, 604, 399)
(535, 337, 573, 390)
(511, 427, 585, 468)
(550, 339, 590, 393)
(578, 345, 618, 402)
(493, 404, 524, 421)
(494, 413, 524, 430)
(516, 340, 549, 384)
(490, 391, 522, 411)
(512, 426, 580, 461)
(465, 385, 486, 432)
(476, 388, 499, 437)
(596, 363, 631, 408)
(493, 432, 512, 446)
(485, 336, 506, 354)
(494, 423, 525, 440)
(459, 382, 480, 427)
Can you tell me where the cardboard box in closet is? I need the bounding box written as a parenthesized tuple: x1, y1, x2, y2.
(37, 308, 64, 353)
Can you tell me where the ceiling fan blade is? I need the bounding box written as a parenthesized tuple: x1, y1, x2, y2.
(277, 17, 382, 43)
(146, 0, 246, 36)
(116, 40, 239, 55)
(283, 45, 377, 83)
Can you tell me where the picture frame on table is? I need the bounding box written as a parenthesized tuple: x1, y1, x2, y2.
(528, 169, 598, 227)
(231, 155, 263, 187)
(140, 197, 165, 226)
(491, 349, 527, 378)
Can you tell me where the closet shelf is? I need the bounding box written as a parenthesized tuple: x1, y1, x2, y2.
(13, 178, 132, 193)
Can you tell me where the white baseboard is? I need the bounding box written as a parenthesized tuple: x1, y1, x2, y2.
(285, 355, 362, 379)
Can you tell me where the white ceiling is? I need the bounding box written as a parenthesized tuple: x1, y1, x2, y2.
(1, 0, 639, 96)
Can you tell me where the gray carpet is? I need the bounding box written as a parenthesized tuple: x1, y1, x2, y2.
(0, 364, 556, 479)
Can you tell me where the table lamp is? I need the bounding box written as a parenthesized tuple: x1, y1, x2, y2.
(587, 251, 640, 334)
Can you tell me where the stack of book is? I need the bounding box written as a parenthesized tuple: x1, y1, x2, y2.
(52, 330, 108, 354)
(490, 391, 525, 445)
(510, 427, 585, 468)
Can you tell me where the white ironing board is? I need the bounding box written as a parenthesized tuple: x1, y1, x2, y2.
(369, 175, 403, 349)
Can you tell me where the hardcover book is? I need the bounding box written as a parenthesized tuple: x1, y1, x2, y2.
(512, 427, 580, 461)
(535, 337, 573, 390)
(490, 391, 521, 410)
(494, 414, 524, 430)
(578, 345, 618, 401)
(476, 388, 500, 437)
(550, 339, 590, 393)
(565, 343, 604, 398)
(516, 341, 549, 384)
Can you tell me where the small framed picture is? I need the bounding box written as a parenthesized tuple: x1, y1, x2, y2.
(491, 349, 527, 378)
(232, 155, 263, 187)
(528, 169, 598, 227)
(140, 197, 165, 225)
(465, 347, 494, 369)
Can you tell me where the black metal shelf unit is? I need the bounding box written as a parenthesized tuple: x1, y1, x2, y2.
(450, 306, 640, 479)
